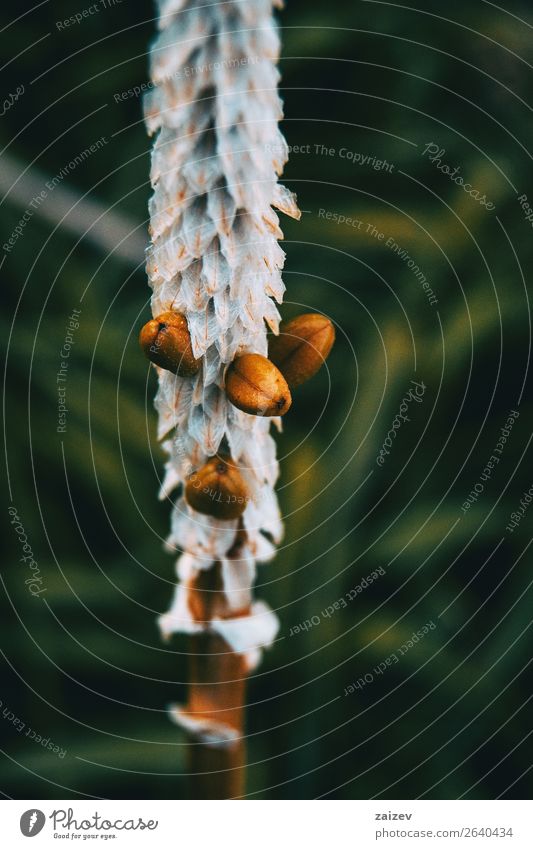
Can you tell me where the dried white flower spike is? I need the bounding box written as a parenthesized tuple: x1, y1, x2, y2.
(144, 0, 299, 798)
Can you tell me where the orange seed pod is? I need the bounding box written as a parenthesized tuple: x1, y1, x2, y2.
(185, 455, 250, 520)
(269, 313, 335, 388)
(139, 311, 200, 377)
(225, 353, 292, 416)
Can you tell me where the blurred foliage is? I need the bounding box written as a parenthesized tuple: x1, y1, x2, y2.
(1, 0, 533, 799)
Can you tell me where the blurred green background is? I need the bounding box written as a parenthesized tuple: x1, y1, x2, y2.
(1, 0, 532, 799)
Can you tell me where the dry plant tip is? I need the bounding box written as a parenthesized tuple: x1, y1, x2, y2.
(269, 313, 336, 388)
(185, 454, 250, 520)
(225, 353, 292, 417)
(139, 311, 201, 377)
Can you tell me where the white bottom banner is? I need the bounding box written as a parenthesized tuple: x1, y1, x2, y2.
(1, 800, 532, 848)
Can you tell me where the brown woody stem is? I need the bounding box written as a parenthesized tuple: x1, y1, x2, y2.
(187, 632, 247, 799)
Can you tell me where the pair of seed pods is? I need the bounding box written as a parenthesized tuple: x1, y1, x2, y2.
(140, 311, 335, 519)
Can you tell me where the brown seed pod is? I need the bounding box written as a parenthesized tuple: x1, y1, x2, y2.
(269, 313, 335, 388)
(139, 311, 200, 377)
(225, 353, 292, 416)
(185, 455, 250, 520)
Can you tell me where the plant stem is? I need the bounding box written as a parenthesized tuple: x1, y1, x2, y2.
(187, 633, 247, 799)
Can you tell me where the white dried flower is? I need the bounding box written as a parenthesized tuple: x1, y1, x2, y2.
(145, 0, 299, 676)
